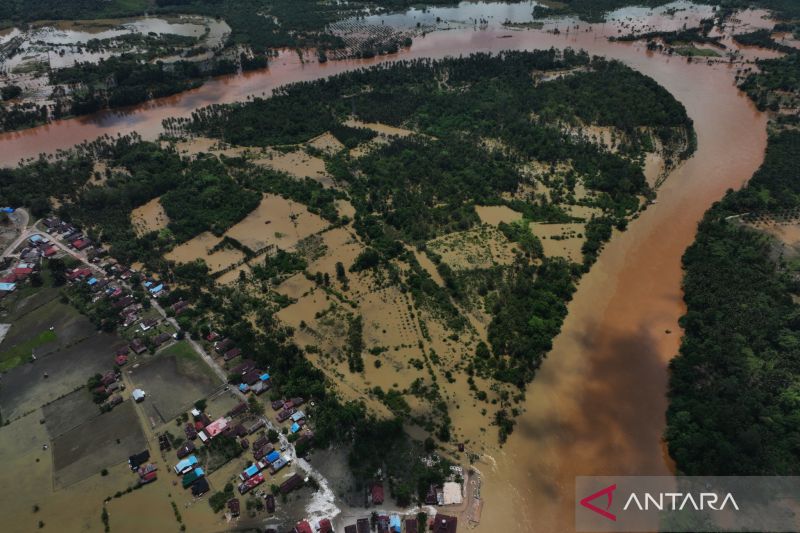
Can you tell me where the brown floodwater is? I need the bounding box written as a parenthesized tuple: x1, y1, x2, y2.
(0, 7, 772, 532)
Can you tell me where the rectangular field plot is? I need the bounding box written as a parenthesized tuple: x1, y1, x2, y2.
(52, 400, 146, 488)
(43, 388, 99, 439)
(127, 341, 222, 425)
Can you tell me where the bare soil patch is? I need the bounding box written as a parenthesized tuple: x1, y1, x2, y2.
(165, 231, 245, 273)
(530, 222, 586, 261)
(223, 193, 328, 252)
(253, 148, 335, 188)
(427, 226, 516, 271)
(474, 205, 523, 225)
(131, 197, 169, 236)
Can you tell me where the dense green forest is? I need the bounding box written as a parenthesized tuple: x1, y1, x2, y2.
(733, 29, 797, 55)
(50, 56, 221, 115)
(740, 53, 800, 112)
(667, 32, 800, 476)
(667, 131, 800, 474)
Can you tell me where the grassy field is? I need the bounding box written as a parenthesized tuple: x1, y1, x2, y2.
(128, 341, 222, 425)
(157, 339, 197, 361)
(0, 332, 122, 421)
(0, 329, 57, 371)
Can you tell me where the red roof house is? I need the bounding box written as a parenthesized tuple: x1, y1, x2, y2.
(12, 267, 32, 278)
(205, 417, 229, 438)
(293, 520, 312, 533)
(371, 482, 384, 505)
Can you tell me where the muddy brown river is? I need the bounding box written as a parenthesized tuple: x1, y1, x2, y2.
(0, 6, 773, 531)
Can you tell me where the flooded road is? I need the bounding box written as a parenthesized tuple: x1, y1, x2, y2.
(0, 4, 773, 532)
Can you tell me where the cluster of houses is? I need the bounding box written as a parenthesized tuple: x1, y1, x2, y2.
(237, 447, 292, 495)
(340, 514, 457, 533)
(128, 449, 158, 485)
(173, 454, 209, 496)
(0, 233, 53, 297)
(424, 478, 464, 507)
(42, 217, 101, 255)
(63, 260, 145, 329)
(209, 333, 244, 364)
(292, 518, 333, 533)
(272, 397, 308, 435)
(92, 368, 125, 409)
(143, 278, 167, 298)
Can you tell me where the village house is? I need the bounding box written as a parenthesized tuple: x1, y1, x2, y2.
(277, 408, 294, 423)
(242, 368, 261, 386)
(251, 380, 269, 395)
(42, 217, 60, 231)
(431, 515, 457, 533)
(293, 521, 312, 533)
(227, 402, 248, 417)
(130, 338, 147, 354)
(152, 332, 172, 347)
(247, 420, 266, 435)
(224, 347, 241, 361)
(128, 450, 150, 471)
(199, 417, 228, 442)
(215, 338, 233, 354)
(371, 482, 385, 505)
(227, 498, 240, 517)
(113, 295, 135, 309)
(140, 318, 158, 331)
(72, 238, 90, 251)
(191, 478, 209, 497)
(231, 359, 256, 377)
(280, 473, 304, 494)
(177, 441, 196, 459)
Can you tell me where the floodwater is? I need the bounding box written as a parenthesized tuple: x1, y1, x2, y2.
(0, 2, 775, 531)
(0, 15, 230, 71)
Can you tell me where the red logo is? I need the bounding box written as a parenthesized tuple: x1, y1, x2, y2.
(580, 484, 618, 521)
